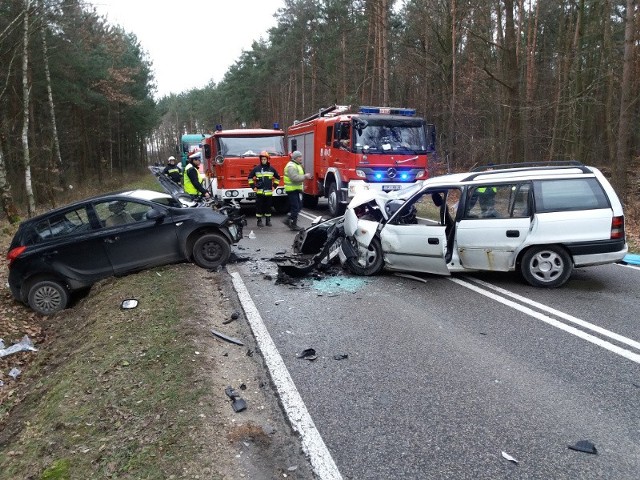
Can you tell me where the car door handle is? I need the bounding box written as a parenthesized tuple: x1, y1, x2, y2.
(428, 238, 440, 245)
(104, 236, 120, 243)
(506, 230, 520, 238)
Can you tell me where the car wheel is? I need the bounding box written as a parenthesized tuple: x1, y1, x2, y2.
(192, 233, 231, 269)
(27, 279, 69, 315)
(520, 245, 573, 288)
(345, 236, 384, 276)
(327, 182, 345, 217)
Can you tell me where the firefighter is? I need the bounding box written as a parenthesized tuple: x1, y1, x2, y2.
(282, 150, 312, 231)
(162, 156, 182, 184)
(183, 156, 210, 199)
(248, 151, 280, 227)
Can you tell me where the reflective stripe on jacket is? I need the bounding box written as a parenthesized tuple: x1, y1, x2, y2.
(248, 165, 280, 196)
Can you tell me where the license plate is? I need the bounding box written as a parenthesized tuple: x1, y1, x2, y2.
(382, 184, 402, 192)
(247, 192, 256, 199)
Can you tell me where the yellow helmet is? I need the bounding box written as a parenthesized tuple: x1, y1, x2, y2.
(259, 151, 270, 160)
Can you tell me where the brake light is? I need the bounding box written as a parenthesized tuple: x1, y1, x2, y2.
(611, 216, 625, 239)
(7, 246, 27, 267)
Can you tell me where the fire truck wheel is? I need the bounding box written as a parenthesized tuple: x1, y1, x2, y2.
(302, 193, 318, 209)
(345, 236, 384, 276)
(192, 233, 231, 269)
(327, 182, 346, 217)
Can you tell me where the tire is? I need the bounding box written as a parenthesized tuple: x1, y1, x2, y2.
(345, 236, 384, 276)
(520, 245, 573, 288)
(327, 182, 345, 217)
(302, 193, 318, 209)
(27, 279, 69, 315)
(192, 233, 232, 269)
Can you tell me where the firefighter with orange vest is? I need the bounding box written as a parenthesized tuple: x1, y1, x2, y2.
(248, 151, 281, 227)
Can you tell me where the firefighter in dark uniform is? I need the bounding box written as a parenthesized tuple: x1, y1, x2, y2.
(248, 151, 281, 227)
(162, 156, 182, 184)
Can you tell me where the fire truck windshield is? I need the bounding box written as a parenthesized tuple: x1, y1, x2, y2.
(218, 135, 286, 157)
(353, 119, 428, 154)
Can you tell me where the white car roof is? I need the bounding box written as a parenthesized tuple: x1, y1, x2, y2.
(423, 166, 597, 187)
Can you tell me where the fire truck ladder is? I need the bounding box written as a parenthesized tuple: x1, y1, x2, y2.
(294, 105, 351, 124)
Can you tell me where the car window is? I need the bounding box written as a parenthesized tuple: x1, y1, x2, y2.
(465, 184, 520, 219)
(94, 200, 154, 228)
(31, 206, 92, 243)
(533, 178, 609, 212)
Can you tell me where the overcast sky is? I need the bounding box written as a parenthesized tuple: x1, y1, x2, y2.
(89, 0, 285, 98)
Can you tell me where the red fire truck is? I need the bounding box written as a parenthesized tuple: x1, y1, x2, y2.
(201, 126, 290, 212)
(286, 105, 436, 216)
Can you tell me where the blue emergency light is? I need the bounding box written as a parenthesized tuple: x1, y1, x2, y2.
(215, 124, 223, 131)
(359, 106, 416, 116)
(273, 122, 280, 130)
(375, 172, 383, 180)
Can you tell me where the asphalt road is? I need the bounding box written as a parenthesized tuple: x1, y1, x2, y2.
(228, 202, 640, 480)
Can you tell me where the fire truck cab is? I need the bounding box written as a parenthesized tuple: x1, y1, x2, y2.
(287, 105, 436, 216)
(202, 127, 290, 212)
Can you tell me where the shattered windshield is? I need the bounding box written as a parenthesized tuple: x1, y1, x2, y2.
(353, 119, 428, 154)
(218, 135, 286, 157)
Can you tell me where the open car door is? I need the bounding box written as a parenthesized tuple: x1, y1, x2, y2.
(378, 188, 453, 275)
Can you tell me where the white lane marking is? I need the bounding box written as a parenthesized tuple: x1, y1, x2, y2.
(617, 262, 640, 270)
(468, 277, 640, 352)
(229, 270, 343, 480)
(448, 277, 640, 365)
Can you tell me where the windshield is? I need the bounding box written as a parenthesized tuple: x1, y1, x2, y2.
(218, 135, 286, 157)
(353, 119, 428, 154)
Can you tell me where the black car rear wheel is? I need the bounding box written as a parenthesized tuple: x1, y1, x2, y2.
(27, 279, 69, 315)
(192, 233, 231, 269)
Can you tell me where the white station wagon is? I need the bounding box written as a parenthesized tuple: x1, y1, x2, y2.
(294, 162, 628, 287)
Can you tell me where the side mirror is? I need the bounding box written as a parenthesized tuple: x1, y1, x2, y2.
(215, 155, 224, 165)
(203, 144, 211, 159)
(146, 208, 165, 220)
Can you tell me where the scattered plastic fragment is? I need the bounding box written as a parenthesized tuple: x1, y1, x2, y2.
(501, 451, 519, 464)
(568, 440, 597, 454)
(210, 329, 244, 346)
(8, 368, 22, 379)
(0, 336, 37, 358)
(121, 299, 138, 309)
(297, 348, 317, 361)
(248, 230, 256, 239)
(225, 386, 247, 412)
(333, 354, 349, 360)
(222, 311, 240, 325)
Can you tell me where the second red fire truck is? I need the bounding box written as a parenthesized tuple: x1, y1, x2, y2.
(286, 105, 436, 216)
(202, 125, 290, 213)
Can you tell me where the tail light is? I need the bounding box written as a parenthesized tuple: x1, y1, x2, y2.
(7, 246, 27, 267)
(610, 216, 625, 240)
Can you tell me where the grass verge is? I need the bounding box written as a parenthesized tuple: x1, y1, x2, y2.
(0, 264, 222, 480)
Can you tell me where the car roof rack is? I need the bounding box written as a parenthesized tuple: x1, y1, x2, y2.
(464, 160, 589, 181)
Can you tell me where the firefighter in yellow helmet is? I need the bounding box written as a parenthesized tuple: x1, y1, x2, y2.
(248, 151, 281, 227)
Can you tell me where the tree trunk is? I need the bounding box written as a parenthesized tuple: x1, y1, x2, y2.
(0, 139, 19, 223)
(382, 0, 389, 105)
(22, 0, 36, 216)
(39, 0, 67, 194)
(613, 0, 636, 196)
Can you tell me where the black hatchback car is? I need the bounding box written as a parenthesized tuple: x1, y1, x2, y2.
(7, 189, 245, 315)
